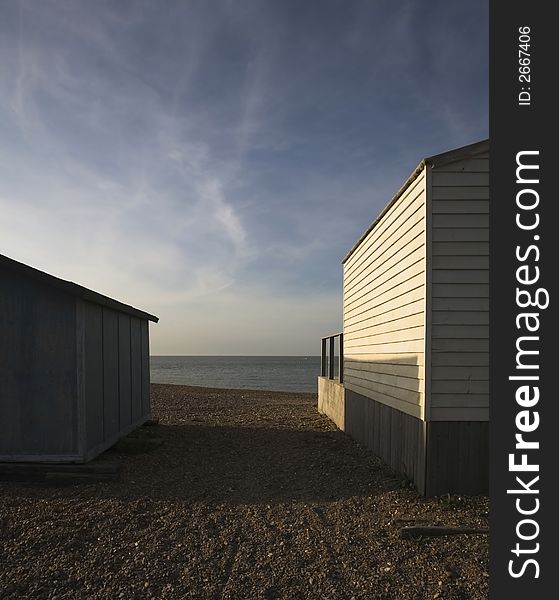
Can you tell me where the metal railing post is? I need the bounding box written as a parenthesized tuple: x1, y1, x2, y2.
(339, 333, 343, 384)
(329, 336, 335, 379)
(321, 338, 327, 376)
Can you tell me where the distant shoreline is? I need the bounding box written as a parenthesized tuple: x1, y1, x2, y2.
(150, 381, 317, 396)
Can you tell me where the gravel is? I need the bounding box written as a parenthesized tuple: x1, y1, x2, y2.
(0, 383, 489, 599)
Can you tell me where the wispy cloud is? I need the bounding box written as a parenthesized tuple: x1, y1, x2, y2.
(0, 0, 488, 353)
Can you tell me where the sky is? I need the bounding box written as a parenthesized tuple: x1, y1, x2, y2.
(0, 0, 488, 355)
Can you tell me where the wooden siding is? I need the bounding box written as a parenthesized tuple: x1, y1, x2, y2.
(345, 389, 426, 494)
(428, 151, 489, 421)
(83, 303, 152, 458)
(84, 303, 104, 450)
(0, 270, 78, 459)
(426, 420, 488, 495)
(0, 257, 155, 463)
(343, 171, 426, 419)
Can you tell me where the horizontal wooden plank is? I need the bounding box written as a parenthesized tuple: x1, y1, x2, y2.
(345, 312, 425, 341)
(344, 236, 424, 300)
(431, 380, 489, 394)
(344, 381, 423, 419)
(432, 256, 488, 269)
(432, 200, 488, 214)
(344, 177, 425, 277)
(432, 338, 489, 352)
(345, 359, 423, 380)
(345, 260, 425, 312)
(432, 242, 488, 256)
(434, 158, 489, 172)
(431, 366, 489, 380)
(432, 325, 488, 339)
(432, 186, 489, 200)
(431, 297, 489, 311)
(345, 272, 425, 319)
(433, 214, 489, 229)
(344, 242, 424, 303)
(344, 352, 424, 366)
(430, 393, 489, 407)
(345, 324, 424, 348)
(344, 299, 424, 332)
(433, 229, 489, 242)
(345, 338, 425, 355)
(432, 270, 488, 284)
(345, 207, 425, 285)
(344, 287, 425, 325)
(344, 367, 424, 394)
(430, 406, 488, 421)
(432, 172, 489, 187)
(432, 310, 489, 325)
(430, 352, 488, 367)
(432, 283, 489, 298)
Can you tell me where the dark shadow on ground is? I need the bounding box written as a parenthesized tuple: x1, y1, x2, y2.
(5, 422, 404, 504)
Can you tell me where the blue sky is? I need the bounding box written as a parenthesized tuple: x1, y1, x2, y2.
(0, 0, 488, 355)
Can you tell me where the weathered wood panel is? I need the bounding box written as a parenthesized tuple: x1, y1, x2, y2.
(430, 406, 488, 421)
(344, 286, 424, 326)
(432, 200, 488, 214)
(102, 308, 120, 440)
(345, 272, 425, 320)
(344, 175, 425, 276)
(432, 310, 489, 325)
(345, 381, 423, 419)
(432, 255, 488, 269)
(426, 421, 488, 495)
(432, 228, 488, 242)
(130, 317, 142, 422)
(344, 389, 426, 493)
(84, 302, 104, 450)
(345, 338, 425, 355)
(432, 186, 489, 200)
(0, 270, 78, 459)
(434, 157, 489, 172)
(118, 313, 132, 429)
(346, 313, 425, 340)
(344, 298, 424, 332)
(429, 148, 489, 422)
(345, 243, 424, 304)
(432, 241, 487, 255)
(344, 352, 423, 366)
(431, 172, 489, 187)
(345, 260, 425, 313)
(344, 358, 422, 380)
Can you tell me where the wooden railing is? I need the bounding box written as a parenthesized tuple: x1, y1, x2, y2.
(320, 332, 343, 383)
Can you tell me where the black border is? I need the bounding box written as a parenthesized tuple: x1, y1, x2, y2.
(490, 2, 555, 595)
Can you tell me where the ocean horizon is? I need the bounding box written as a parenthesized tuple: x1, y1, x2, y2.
(150, 355, 338, 393)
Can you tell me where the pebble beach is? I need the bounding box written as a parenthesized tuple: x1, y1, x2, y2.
(0, 384, 489, 599)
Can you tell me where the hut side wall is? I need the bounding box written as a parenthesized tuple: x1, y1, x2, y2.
(0, 270, 79, 460)
(82, 302, 151, 460)
(343, 171, 427, 419)
(428, 151, 489, 421)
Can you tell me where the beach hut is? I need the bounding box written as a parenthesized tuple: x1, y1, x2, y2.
(0, 254, 159, 463)
(319, 139, 489, 496)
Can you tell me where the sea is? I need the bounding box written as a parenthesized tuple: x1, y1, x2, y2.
(150, 356, 328, 393)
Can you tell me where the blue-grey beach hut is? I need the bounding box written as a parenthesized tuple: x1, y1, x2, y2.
(0, 253, 159, 463)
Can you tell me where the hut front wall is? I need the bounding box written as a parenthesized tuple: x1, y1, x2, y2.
(82, 301, 151, 460)
(428, 151, 489, 421)
(0, 269, 79, 460)
(343, 171, 427, 419)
